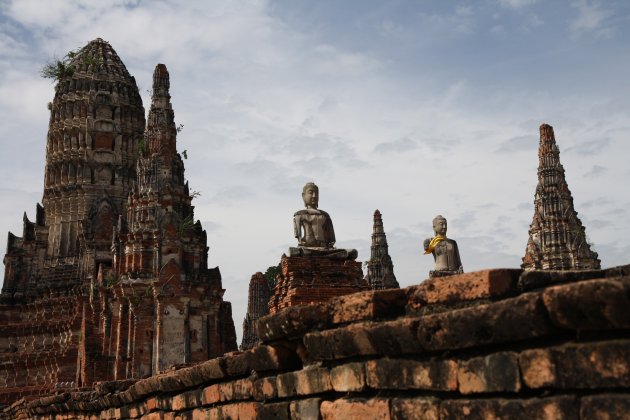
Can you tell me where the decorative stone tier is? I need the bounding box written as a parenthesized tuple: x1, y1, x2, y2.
(4, 264, 629, 419)
(268, 254, 370, 314)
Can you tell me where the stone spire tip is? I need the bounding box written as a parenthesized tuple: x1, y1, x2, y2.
(152, 63, 170, 92)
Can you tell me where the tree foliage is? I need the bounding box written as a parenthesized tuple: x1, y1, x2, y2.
(263, 264, 281, 292)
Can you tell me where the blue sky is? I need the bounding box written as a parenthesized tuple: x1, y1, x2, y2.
(1, 0, 629, 343)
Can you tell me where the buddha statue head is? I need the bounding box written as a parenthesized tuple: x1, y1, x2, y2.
(432, 215, 447, 236)
(302, 182, 319, 209)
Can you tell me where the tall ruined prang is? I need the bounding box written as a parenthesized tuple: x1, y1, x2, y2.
(365, 210, 399, 289)
(240, 272, 271, 350)
(0, 40, 237, 405)
(522, 124, 600, 270)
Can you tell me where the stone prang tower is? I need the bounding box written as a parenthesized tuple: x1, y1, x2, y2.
(365, 210, 399, 289)
(522, 124, 600, 270)
(0, 39, 237, 405)
(240, 272, 271, 350)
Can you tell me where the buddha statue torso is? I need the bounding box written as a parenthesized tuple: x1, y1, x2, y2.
(293, 208, 336, 248)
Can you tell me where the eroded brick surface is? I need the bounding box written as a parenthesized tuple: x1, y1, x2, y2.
(457, 352, 521, 394)
(366, 358, 457, 391)
(542, 277, 630, 330)
(321, 398, 390, 420)
(330, 362, 366, 392)
(580, 394, 630, 420)
(519, 340, 630, 389)
(391, 397, 440, 420)
(441, 396, 578, 420)
(407, 269, 520, 313)
(417, 292, 555, 351)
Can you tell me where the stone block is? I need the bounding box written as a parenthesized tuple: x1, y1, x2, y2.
(320, 398, 390, 420)
(407, 269, 520, 313)
(440, 396, 578, 420)
(417, 292, 555, 351)
(253, 376, 277, 401)
(276, 367, 332, 398)
(519, 340, 630, 389)
(580, 394, 630, 420)
(391, 398, 440, 420)
(542, 277, 630, 330)
(457, 352, 521, 394)
(290, 398, 322, 420)
(302, 318, 421, 362)
(366, 358, 457, 391)
(330, 362, 366, 392)
(257, 303, 333, 342)
(330, 288, 407, 324)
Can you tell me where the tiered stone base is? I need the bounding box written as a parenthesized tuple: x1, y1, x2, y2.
(268, 254, 369, 314)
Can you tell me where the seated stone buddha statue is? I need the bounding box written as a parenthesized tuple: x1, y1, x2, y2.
(423, 215, 463, 278)
(289, 182, 357, 259)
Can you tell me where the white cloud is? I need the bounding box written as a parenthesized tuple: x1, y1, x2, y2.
(570, 0, 613, 37)
(497, 0, 538, 9)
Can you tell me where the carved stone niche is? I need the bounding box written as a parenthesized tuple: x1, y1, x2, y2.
(94, 132, 113, 150)
(95, 166, 113, 185)
(95, 93, 114, 120)
(87, 197, 118, 243)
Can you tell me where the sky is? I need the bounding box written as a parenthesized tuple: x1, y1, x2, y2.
(0, 0, 629, 344)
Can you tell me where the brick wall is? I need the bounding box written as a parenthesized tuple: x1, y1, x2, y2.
(2, 265, 629, 419)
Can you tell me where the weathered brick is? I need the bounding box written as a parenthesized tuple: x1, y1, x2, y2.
(366, 358, 457, 391)
(330, 288, 407, 324)
(156, 373, 185, 393)
(129, 401, 146, 418)
(518, 349, 556, 388)
(224, 345, 301, 377)
(232, 378, 253, 400)
(321, 398, 390, 420)
(542, 277, 630, 330)
(580, 394, 630, 420)
(191, 407, 220, 420)
(457, 352, 521, 394)
(391, 398, 440, 420)
(218, 381, 234, 402)
(201, 384, 220, 405)
(171, 389, 202, 411)
(519, 340, 630, 389)
(146, 397, 158, 412)
(302, 318, 421, 362)
(277, 367, 332, 397)
(253, 376, 277, 401)
(330, 362, 366, 392)
(139, 411, 165, 420)
(257, 401, 290, 419)
(518, 268, 604, 291)
(215, 401, 260, 419)
(408, 269, 520, 312)
(441, 396, 578, 420)
(258, 302, 334, 342)
(417, 292, 555, 351)
(290, 398, 322, 420)
(196, 358, 226, 383)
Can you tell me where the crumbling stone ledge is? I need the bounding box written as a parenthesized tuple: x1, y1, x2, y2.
(2, 266, 629, 419)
